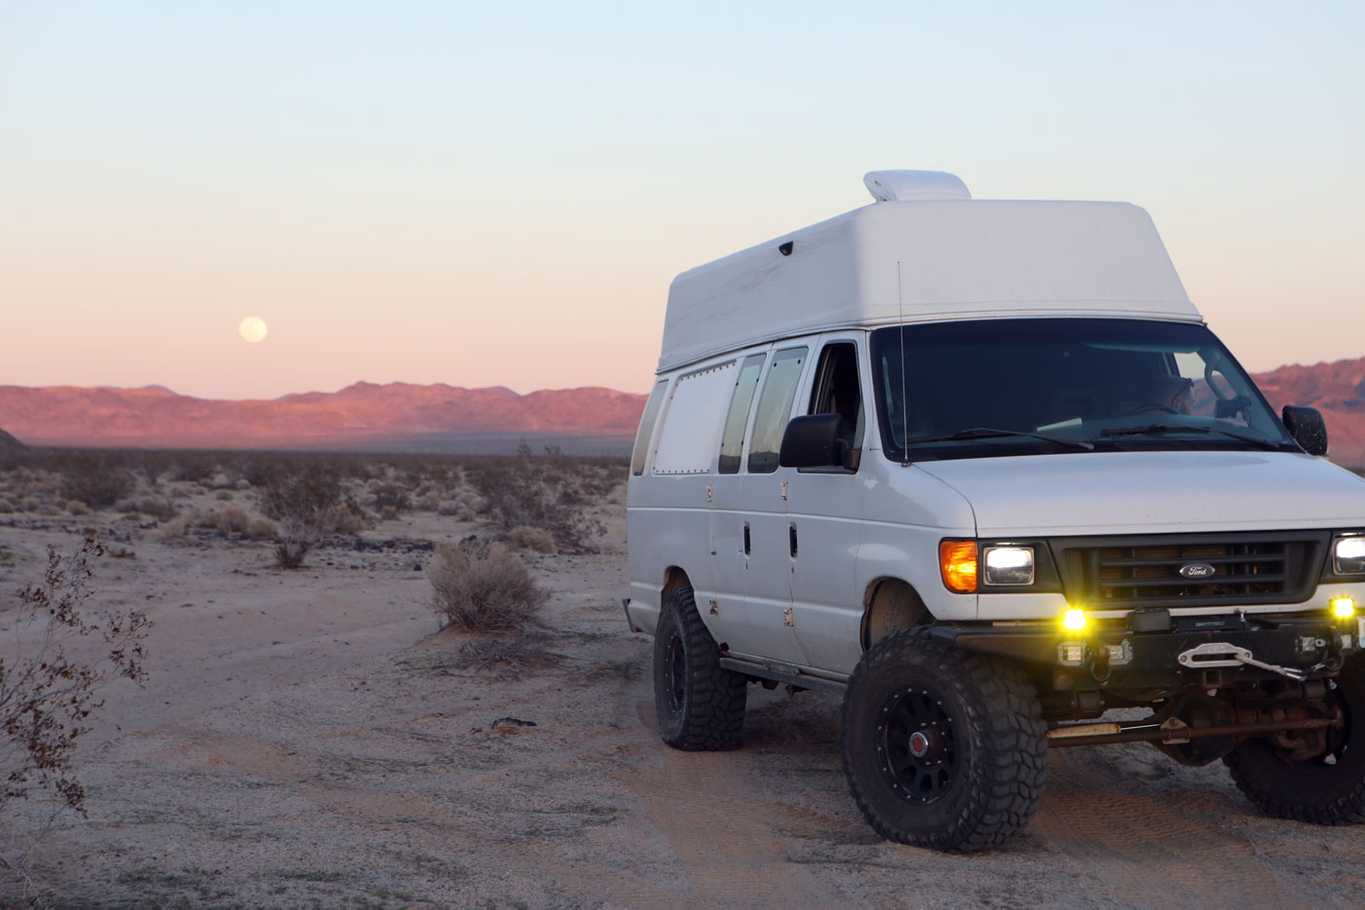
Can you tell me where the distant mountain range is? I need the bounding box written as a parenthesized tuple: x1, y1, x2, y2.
(0, 382, 646, 452)
(1, 356, 1363, 463)
(1253, 356, 1365, 466)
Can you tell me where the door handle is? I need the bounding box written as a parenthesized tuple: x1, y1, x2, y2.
(743, 522, 751, 556)
(789, 523, 798, 558)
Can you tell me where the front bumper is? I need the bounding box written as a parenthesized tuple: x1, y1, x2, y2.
(930, 609, 1359, 689)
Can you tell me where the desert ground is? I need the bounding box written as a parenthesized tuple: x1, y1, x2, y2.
(2, 453, 1365, 909)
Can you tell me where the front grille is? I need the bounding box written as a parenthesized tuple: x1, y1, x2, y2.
(1053, 532, 1328, 610)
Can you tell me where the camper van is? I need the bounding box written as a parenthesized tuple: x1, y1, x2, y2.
(624, 171, 1365, 850)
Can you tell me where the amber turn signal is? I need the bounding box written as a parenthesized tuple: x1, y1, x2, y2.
(940, 539, 979, 593)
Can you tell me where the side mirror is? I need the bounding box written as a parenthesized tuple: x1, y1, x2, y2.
(1282, 406, 1328, 456)
(779, 414, 845, 469)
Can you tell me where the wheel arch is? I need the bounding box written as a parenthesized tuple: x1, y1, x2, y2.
(662, 565, 693, 597)
(860, 576, 933, 651)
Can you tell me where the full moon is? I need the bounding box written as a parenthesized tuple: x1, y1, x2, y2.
(238, 316, 268, 344)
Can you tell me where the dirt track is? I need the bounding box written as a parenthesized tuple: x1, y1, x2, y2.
(4, 512, 1365, 908)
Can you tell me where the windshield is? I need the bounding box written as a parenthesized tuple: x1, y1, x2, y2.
(871, 319, 1297, 462)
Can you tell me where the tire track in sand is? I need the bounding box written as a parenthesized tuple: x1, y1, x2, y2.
(621, 699, 848, 909)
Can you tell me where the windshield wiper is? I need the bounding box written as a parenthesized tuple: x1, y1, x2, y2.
(908, 427, 1094, 451)
(1101, 423, 1291, 451)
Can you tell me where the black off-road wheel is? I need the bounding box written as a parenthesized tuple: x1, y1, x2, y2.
(841, 627, 1047, 851)
(652, 585, 747, 750)
(1224, 656, 1365, 824)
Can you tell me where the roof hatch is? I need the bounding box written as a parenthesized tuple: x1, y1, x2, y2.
(863, 170, 971, 202)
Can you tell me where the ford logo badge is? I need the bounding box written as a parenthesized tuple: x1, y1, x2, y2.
(1180, 562, 1216, 579)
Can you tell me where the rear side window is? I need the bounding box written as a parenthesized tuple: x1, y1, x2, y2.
(717, 353, 767, 474)
(747, 347, 808, 474)
(631, 380, 668, 476)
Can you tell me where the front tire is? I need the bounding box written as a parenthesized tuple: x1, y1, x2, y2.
(841, 628, 1047, 851)
(1224, 656, 1365, 825)
(652, 585, 747, 750)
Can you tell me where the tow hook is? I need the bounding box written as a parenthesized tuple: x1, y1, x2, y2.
(1176, 642, 1307, 681)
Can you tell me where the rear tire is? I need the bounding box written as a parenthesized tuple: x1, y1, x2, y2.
(652, 585, 747, 750)
(841, 627, 1047, 851)
(1224, 656, 1365, 825)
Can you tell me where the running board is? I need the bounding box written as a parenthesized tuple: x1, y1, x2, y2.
(718, 656, 848, 693)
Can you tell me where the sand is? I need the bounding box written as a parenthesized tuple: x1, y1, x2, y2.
(3, 505, 1365, 909)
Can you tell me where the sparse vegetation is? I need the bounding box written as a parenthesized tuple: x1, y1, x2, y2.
(507, 525, 557, 553)
(57, 455, 135, 510)
(468, 443, 610, 554)
(427, 539, 545, 631)
(1, 533, 150, 813)
(261, 469, 344, 569)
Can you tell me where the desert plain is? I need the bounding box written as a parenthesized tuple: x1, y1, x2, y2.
(1, 451, 1364, 909)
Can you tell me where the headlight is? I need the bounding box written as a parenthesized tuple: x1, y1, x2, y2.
(983, 545, 1036, 586)
(1334, 535, 1365, 575)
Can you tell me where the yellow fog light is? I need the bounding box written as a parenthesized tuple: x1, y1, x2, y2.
(1329, 595, 1357, 621)
(1060, 607, 1089, 634)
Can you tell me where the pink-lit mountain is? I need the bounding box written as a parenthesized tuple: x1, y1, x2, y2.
(0, 382, 647, 450)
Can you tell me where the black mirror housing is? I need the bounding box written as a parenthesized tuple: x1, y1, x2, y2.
(1282, 405, 1328, 456)
(779, 414, 845, 469)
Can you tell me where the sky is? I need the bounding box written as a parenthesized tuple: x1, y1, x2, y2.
(2, 1, 1362, 399)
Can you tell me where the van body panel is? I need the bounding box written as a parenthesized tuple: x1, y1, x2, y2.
(916, 450, 1365, 538)
(661, 200, 1197, 374)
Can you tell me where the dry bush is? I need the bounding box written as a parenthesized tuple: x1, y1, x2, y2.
(428, 540, 545, 631)
(158, 514, 193, 540)
(57, 456, 134, 510)
(329, 497, 371, 534)
(247, 517, 277, 540)
(260, 469, 343, 568)
(215, 490, 234, 501)
(506, 525, 557, 553)
(467, 444, 608, 553)
(0, 499, 14, 513)
(1, 533, 150, 814)
(369, 482, 410, 519)
(119, 496, 178, 522)
(216, 506, 251, 536)
(64, 500, 90, 516)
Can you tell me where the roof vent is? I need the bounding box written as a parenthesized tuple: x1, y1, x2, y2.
(863, 170, 971, 203)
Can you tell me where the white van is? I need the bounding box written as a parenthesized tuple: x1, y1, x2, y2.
(624, 171, 1365, 851)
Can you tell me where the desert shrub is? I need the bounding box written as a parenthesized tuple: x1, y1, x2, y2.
(1, 533, 150, 814)
(369, 482, 410, 518)
(216, 506, 251, 536)
(247, 517, 277, 540)
(158, 514, 194, 540)
(215, 490, 234, 501)
(467, 445, 607, 553)
(416, 493, 441, 512)
(169, 458, 216, 484)
(506, 525, 557, 553)
(260, 469, 343, 568)
(329, 496, 371, 534)
(58, 456, 134, 510)
(0, 499, 14, 513)
(64, 500, 90, 516)
(428, 540, 545, 631)
(120, 496, 177, 522)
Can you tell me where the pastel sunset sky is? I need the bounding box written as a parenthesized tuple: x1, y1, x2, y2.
(3, 2, 1361, 399)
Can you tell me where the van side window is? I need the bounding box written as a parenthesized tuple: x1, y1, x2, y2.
(718, 353, 767, 474)
(808, 342, 864, 471)
(631, 380, 669, 476)
(747, 347, 807, 474)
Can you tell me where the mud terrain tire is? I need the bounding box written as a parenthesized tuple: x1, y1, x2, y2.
(841, 627, 1047, 851)
(1224, 656, 1365, 825)
(653, 585, 747, 750)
